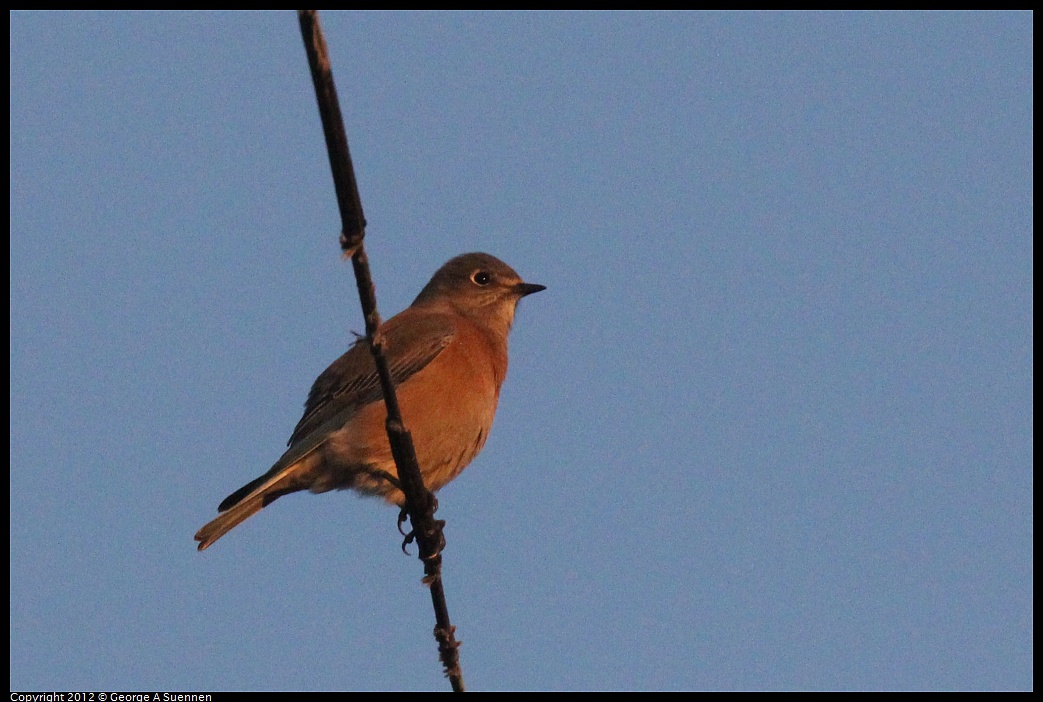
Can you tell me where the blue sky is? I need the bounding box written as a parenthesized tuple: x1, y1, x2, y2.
(10, 11, 1032, 691)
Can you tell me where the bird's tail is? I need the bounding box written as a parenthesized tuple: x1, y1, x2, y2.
(194, 494, 269, 551)
(194, 469, 307, 551)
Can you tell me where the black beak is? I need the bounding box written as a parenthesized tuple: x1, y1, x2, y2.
(515, 282, 547, 297)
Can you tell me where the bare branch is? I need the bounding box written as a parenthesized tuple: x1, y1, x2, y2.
(297, 10, 465, 692)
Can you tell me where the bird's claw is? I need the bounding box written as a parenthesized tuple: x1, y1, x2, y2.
(397, 510, 446, 559)
(398, 508, 415, 554)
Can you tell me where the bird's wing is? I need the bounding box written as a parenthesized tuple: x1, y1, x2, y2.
(211, 312, 455, 516)
(287, 311, 456, 449)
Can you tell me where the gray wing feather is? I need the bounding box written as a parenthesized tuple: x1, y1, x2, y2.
(287, 315, 455, 448)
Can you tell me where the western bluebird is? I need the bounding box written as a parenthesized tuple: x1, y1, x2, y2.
(194, 252, 544, 551)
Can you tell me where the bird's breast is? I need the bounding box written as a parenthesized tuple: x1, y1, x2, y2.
(396, 320, 506, 491)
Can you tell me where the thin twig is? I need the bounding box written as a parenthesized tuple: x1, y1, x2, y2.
(297, 10, 465, 692)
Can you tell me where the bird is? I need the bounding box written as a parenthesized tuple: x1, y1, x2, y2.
(194, 252, 544, 551)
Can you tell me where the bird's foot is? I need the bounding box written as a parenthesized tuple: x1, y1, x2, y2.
(398, 509, 446, 559)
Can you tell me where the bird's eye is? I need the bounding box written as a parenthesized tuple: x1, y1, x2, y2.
(471, 270, 491, 286)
